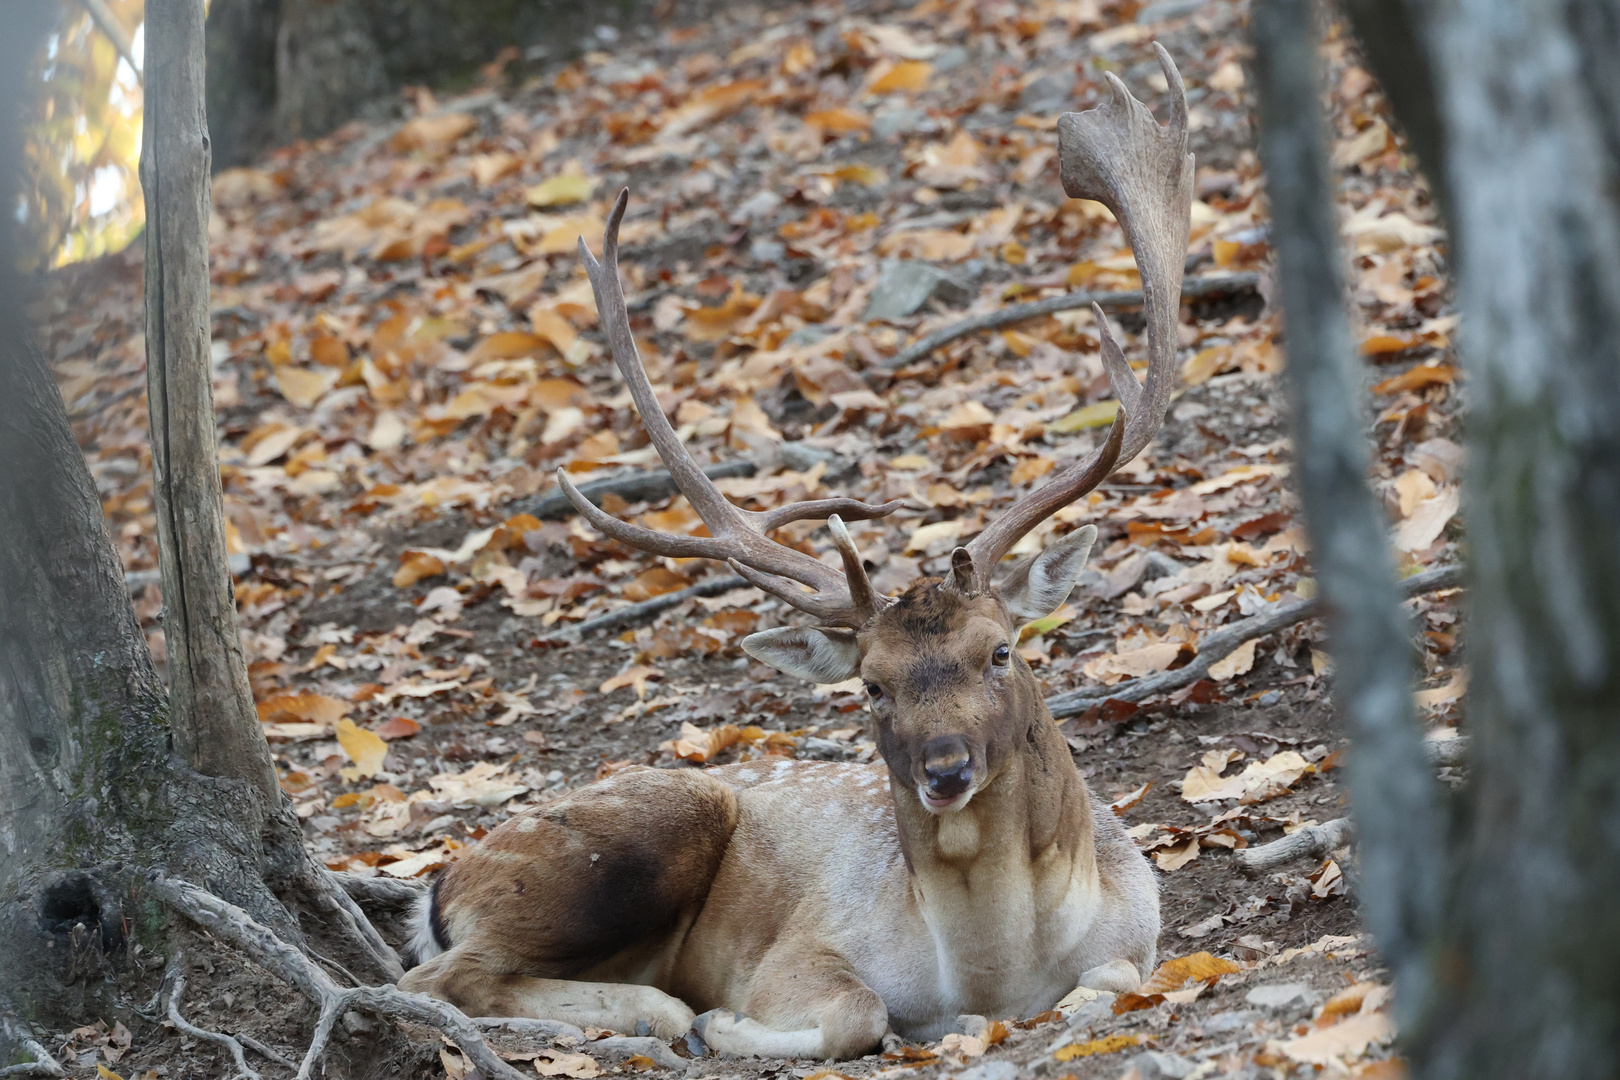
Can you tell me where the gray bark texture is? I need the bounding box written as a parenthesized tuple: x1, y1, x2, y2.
(1257, 0, 1620, 1074)
(1, 0, 400, 1058)
(1418, 0, 1620, 1075)
(1249, 0, 1444, 1031)
(142, 0, 280, 805)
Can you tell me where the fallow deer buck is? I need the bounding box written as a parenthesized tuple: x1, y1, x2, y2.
(400, 45, 1194, 1059)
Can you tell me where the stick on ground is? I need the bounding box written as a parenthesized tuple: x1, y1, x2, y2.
(882, 272, 1262, 370)
(1236, 817, 1355, 873)
(1044, 563, 1462, 717)
(164, 956, 261, 1080)
(149, 875, 529, 1080)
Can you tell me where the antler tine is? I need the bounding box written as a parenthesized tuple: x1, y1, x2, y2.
(962, 44, 1193, 583)
(829, 515, 890, 620)
(563, 189, 902, 629)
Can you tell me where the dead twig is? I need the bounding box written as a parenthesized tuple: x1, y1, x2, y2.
(882, 272, 1262, 370)
(1045, 563, 1463, 717)
(149, 874, 529, 1080)
(566, 575, 749, 638)
(0, 1015, 65, 1078)
(76, 0, 142, 82)
(520, 461, 755, 521)
(1236, 817, 1355, 873)
(164, 954, 260, 1080)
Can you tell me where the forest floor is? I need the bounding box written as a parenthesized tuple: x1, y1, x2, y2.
(29, 0, 1463, 1076)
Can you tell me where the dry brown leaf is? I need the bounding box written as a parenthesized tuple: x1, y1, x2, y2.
(336, 718, 388, 782)
(1280, 1011, 1395, 1065)
(600, 665, 661, 697)
(257, 693, 350, 726)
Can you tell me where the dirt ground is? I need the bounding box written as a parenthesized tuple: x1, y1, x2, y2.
(22, 0, 1466, 1074)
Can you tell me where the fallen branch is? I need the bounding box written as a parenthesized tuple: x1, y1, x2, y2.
(520, 461, 755, 521)
(0, 1014, 65, 1078)
(1236, 817, 1354, 873)
(149, 875, 529, 1080)
(1045, 563, 1463, 717)
(882, 272, 1262, 370)
(567, 575, 748, 638)
(165, 955, 260, 1080)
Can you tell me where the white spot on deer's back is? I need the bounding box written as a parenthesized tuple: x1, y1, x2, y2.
(516, 816, 539, 833)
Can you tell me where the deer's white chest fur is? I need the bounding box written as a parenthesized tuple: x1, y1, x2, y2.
(698, 761, 1107, 1038)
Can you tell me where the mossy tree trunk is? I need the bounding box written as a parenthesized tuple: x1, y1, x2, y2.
(1, 0, 396, 1057)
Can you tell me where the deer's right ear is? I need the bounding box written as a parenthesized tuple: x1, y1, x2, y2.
(742, 626, 861, 684)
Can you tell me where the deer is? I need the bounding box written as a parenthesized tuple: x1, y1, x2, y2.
(398, 44, 1194, 1060)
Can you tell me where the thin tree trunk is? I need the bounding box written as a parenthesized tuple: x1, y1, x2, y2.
(141, 0, 279, 806)
(1249, 0, 1443, 1028)
(1414, 0, 1620, 1074)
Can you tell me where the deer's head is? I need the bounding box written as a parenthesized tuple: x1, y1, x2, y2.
(559, 47, 1192, 816)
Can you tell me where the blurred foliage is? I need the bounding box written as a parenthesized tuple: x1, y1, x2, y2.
(20, 0, 145, 271)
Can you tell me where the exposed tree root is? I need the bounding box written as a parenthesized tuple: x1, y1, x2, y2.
(0, 1014, 65, 1078)
(150, 874, 529, 1080)
(164, 954, 261, 1080)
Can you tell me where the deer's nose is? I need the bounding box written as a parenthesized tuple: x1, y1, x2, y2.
(922, 738, 974, 798)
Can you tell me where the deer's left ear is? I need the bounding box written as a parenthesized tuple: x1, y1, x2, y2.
(742, 626, 862, 684)
(997, 525, 1098, 624)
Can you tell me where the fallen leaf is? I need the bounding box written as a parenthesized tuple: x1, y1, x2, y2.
(866, 60, 933, 95)
(527, 167, 595, 208)
(257, 693, 350, 726)
(1154, 838, 1200, 871)
(1052, 1034, 1138, 1061)
(272, 365, 338, 409)
(1208, 638, 1258, 681)
(393, 550, 447, 588)
(1139, 951, 1244, 994)
(374, 717, 422, 740)
(1394, 486, 1459, 551)
(1110, 782, 1151, 815)
(1372, 363, 1455, 396)
(1182, 750, 1312, 804)
(600, 665, 661, 696)
(336, 718, 388, 782)
(1280, 1011, 1395, 1065)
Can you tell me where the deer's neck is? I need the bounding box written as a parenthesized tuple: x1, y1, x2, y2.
(890, 706, 1098, 998)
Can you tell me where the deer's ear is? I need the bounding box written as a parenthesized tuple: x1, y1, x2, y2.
(742, 626, 861, 684)
(997, 525, 1098, 624)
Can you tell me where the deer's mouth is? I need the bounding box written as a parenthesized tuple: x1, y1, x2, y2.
(917, 784, 977, 814)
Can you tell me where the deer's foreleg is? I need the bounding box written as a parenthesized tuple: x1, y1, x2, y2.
(693, 952, 888, 1060)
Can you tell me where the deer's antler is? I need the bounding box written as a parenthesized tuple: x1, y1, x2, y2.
(558, 190, 904, 628)
(958, 44, 1194, 588)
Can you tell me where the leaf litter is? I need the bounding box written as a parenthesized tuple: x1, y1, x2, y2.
(33, 0, 1469, 1074)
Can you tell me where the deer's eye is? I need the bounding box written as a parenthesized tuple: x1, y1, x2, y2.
(992, 643, 1012, 666)
(864, 681, 884, 700)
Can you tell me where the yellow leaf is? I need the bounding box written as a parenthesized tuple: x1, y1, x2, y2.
(272, 365, 338, 409)
(468, 331, 549, 363)
(528, 307, 579, 354)
(867, 60, 933, 95)
(336, 718, 388, 782)
(1052, 1034, 1139, 1060)
(1018, 612, 1072, 643)
(1138, 951, 1244, 994)
(98, 1066, 126, 1080)
(526, 170, 595, 208)
(1048, 400, 1120, 433)
(1208, 638, 1258, 680)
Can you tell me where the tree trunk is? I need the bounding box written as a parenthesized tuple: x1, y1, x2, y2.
(142, 0, 280, 805)
(206, 0, 673, 169)
(1, 0, 397, 1057)
(1415, 0, 1620, 1075)
(1249, 0, 1443, 1025)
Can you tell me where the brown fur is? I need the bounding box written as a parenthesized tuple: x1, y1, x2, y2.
(399, 580, 1158, 1058)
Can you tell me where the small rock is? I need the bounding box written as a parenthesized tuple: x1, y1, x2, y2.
(933, 45, 970, 72)
(1199, 1009, 1262, 1034)
(1019, 72, 1076, 114)
(1245, 981, 1314, 1009)
(863, 261, 973, 322)
(1128, 1050, 1196, 1079)
(1136, 0, 1209, 22)
(873, 106, 936, 140)
(954, 1061, 1019, 1080)
(749, 239, 786, 265)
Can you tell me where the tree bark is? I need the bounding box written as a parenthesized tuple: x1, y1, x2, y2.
(141, 0, 279, 806)
(1249, 0, 1444, 1029)
(1414, 0, 1620, 1075)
